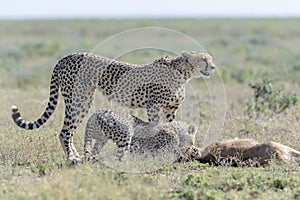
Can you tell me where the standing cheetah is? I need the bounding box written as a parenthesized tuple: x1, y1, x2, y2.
(11, 51, 216, 162)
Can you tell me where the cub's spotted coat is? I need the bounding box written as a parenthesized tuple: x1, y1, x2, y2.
(84, 109, 197, 161)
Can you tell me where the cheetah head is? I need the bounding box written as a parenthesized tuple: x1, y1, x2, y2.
(178, 124, 197, 147)
(181, 51, 216, 78)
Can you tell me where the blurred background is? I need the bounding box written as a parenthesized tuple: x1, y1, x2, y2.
(1, 0, 300, 19)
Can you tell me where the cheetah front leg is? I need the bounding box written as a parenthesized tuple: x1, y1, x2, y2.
(84, 119, 97, 160)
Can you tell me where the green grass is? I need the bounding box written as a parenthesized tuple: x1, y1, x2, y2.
(0, 18, 300, 199)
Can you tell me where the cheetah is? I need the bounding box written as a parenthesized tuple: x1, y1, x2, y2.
(84, 108, 197, 161)
(129, 121, 197, 159)
(11, 51, 216, 162)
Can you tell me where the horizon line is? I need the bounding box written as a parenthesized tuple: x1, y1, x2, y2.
(1, 14, 300, 20)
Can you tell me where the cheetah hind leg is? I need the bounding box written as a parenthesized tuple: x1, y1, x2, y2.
(84, 122, 96, 161)
(59, 100, 81, 164)
(60, 87, 96, 163)
(72, 87, 96, 160)
(91, 138, 127, 162)
(59, 129, 80, 164)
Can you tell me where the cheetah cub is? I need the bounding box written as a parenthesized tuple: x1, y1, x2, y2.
(84, 109, 197, 161)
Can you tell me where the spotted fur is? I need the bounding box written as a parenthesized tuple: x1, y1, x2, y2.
(11, 51, 215, 162)
(84, 109, 139, 161)
(84, 108, 197, 161)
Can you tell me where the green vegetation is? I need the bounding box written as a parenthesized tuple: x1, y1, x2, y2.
(0, 19, 300, 199)
(247, 78, 298, 117)
(171, 166, 300, 200)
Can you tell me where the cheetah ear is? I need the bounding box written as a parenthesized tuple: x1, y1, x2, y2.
(181, 51, 191, 59)
(188, 124, 197, 135)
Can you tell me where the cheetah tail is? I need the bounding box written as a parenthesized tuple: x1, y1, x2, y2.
(11, 73, 59, 130)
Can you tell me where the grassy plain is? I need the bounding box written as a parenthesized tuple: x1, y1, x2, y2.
(0, 19, 300, 199)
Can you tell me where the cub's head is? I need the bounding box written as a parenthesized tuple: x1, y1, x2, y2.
(181, 51, 216, 78)
(178, 124, 197, 147)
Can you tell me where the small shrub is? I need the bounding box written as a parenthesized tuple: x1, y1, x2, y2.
(177, 189, 196, 200)
(246, 78, 297, 117)
(183, 174, 213, 189)
(271, 178, 287, 190)
(294, 188, 300, 199)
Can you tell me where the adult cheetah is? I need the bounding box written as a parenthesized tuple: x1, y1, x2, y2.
(11, 51, 216, 162)
(84, 108, 197, 161)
